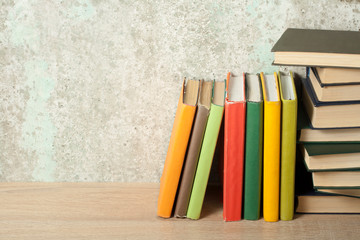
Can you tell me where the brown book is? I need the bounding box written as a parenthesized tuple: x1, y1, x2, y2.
(174, 80, 213, 218)
(272, 28, 360, 68)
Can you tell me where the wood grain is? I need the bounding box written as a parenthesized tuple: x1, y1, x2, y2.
(0, 183, 359, 240)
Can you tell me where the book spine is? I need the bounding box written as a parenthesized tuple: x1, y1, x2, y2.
(243, 101, 263, 220)
(263, 101, 281, 222)
(223, 101, 246, 221)
(187, 103, 224, 220)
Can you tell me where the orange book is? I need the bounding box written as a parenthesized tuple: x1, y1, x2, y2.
(157, 79, 200, 218)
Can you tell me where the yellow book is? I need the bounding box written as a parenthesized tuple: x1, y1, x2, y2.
(157, 79, 200, 218)
(278, 72, 297, 221)
(260, 72, 281, 222)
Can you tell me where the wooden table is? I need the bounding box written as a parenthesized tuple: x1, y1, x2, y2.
(0, 183, 358, 239)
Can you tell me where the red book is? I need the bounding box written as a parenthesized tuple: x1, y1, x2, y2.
(223, 72, 246, 221)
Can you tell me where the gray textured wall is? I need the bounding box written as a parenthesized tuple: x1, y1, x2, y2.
(0, 0, 359, 182)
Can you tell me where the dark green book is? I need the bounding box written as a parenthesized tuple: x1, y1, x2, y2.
(243, 74, 263, 220)
(272, 28, 360, 68)
(300, 143, 360, 171)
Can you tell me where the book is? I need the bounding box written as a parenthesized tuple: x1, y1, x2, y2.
(278, 72, 297, 221)
(299, 126, 360, 143)
(309, 68, 360, 102)
(317, 189, 360, 198)
(223, 72, 246, 222)
(187, 80, 225, 220)
(312, 171, 360, 189)
(174, 80, 213, 218)
(260, 72, 281, 222)
(300, 143, 360, 171)
(157, 79, 200, 218)
(243, 73, 263, 220)
(315, 67, 360, 85)
(302, 77, 360, 128)
(297, 101, 360, 142)
(272, 28, 360, 68)
(296, 192, 360, 213)
(295, 151, 360, 213)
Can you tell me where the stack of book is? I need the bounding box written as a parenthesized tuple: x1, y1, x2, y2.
(272, 28, 360, 213)
(157, 71, 298, 222)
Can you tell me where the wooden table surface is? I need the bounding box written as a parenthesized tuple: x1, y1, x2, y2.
(0, 183, 359, 240)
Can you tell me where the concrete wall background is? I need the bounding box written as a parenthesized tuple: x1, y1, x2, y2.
(0, 0, 359, 182)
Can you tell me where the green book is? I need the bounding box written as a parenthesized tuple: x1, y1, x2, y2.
(243, 74, 263, 220)
(278, 72, 297, 221)
(187, 81, 225, 220)
(303, 142, 360, 155)
(300, 143, 360, 171)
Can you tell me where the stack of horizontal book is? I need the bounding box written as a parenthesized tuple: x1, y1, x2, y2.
(272, 28, 360, 213)
(157, 71, 298, 222)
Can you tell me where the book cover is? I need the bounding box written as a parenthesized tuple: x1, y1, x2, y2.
(243, 74, 263, 220)
(278, 72, 297, 221)
(187, 80, 225, 220)
(174, 80, 213, 218)
(272, 28, 360, 68)
(223, 72, 246, 221)
(260, 72, 281, 222)
(157, 79, 200, 218)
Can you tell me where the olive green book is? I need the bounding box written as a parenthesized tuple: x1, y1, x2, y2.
(278, 72, 297, 221)
(186, 81, 225, 220)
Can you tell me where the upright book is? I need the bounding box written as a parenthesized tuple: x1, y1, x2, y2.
(243, 73, 263, 220)
(157, 79, 200, 218)
(174, 80, 213, 217)
(187, 80, 225, 220)
(260, 72, 281, 222)
(278, 72, 297, 221)
(223, 72, 246, 221)
(272, 28, 360, 68)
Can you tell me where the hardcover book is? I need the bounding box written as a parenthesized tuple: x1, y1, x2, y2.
(309, 68, 360, 102)
(312, 171, 360, 189)
(243, 73, 263, 220)
(174, 80, 213, 218)
(157, 79, 200, 218)
(302, 77, 360, 128)
(223, 72, 246, 221)
(187, 80, 225, 220)
(278, 72, 297, 221)
(295, 152, 360, 213)
(272, 28, 360, 68)
(260, 72, 281, 222)
(315, 67, 360, 85)
(300, 143, 360, 171)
